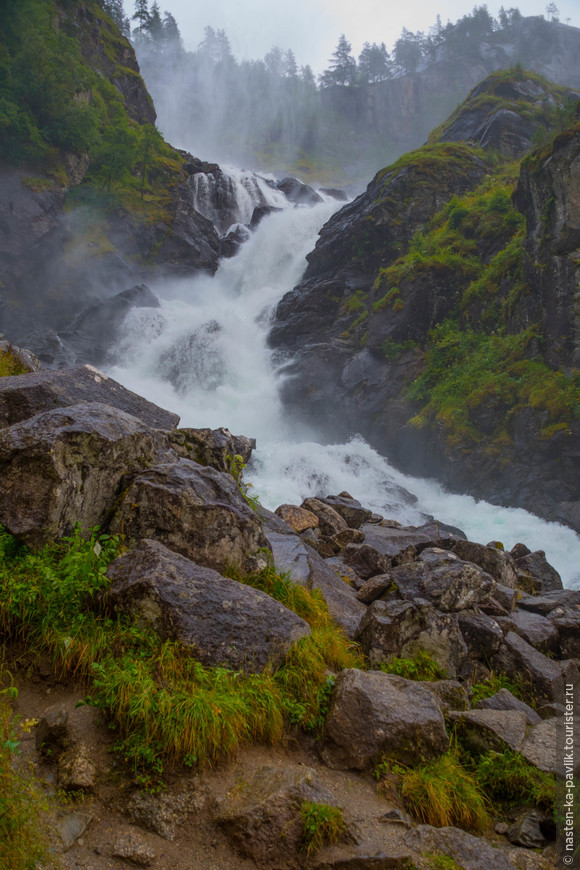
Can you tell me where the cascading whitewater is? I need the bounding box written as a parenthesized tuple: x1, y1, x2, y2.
(189, 165, 289, 234)
(106, 200, 580, 588)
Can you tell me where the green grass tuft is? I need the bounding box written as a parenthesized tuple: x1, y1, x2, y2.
(379, 649, 447, 682)
(299, 801, 347, 855)
(375, 748, 490, 833)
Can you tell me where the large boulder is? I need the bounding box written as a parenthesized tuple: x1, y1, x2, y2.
(452, 540, 519, 588)
(105, 540, 310, 673)
(520, 718, 559, 775)
(276, 177, 323, 206)
(274, 504, 319, 533)
(449, 709, 528, 754)
(360, 520, 466, 562)
(389, 549, 496, 612)
(108, 458, 269, 574)
(320, 669, 449, 770)
(474, 688, 542, 726)
(493, 631, 564, 703)
(356, 599, 468, 677)
(216, 764, 341, 869)
(342, 544, 391, 580)
(457, 612, 504, 658)
(168, 426, 255, 473)
(0, 402, 161, 548)
(313, 494, 373, 529)
(550, 610, 580, 658)
(404, 825, 513, 870)
(0, 366, 179, 430)
(514, 550, 563, 593)
(497, 609, 560, 655)
(301, 498, 348, 537)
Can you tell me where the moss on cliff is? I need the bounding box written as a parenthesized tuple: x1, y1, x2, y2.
(365, 110, 580, 449)
(428, 67, 577, 147)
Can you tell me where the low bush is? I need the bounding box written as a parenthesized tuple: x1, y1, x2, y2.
(299, 801, 346, 855)
(475, 748, 557, 814)
(375, 749, 490, 832)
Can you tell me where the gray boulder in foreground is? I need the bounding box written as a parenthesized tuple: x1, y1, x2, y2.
(105, 539, 310, 673)
(404, 825, 513, 870)
(321, 669, 449, 770)
(216, 764, 341, 869)
(0, 402, 162, 548)
(108, 457, 269, 574)
(0, 365, 180, 430)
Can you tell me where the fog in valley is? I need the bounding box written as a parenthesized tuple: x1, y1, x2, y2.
(109, 0, 580, 184)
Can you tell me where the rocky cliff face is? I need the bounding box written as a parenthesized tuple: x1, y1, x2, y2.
(0, 0, 220, 356)
(270, 71, 580, 532)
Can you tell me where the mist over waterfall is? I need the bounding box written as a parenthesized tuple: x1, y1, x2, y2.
(105, 171, 580, 589)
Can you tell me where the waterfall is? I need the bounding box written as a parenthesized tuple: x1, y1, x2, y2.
(106, 201, 580, 589)
(190, 165, 289, 234)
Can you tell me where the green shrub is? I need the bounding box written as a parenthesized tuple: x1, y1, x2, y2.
(0, 348, 29, 378)
(379, 649, 447, 682)
(476, 748, 557, 815)
(469, 672, 527, 706)
(375, 750, 490, 832)
(299, 801, 346, 855)
(407, 319, 580, 445)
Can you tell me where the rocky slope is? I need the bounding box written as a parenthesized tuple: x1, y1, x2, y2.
(270, 69, 580, 533)
(1, 350, 577, 869)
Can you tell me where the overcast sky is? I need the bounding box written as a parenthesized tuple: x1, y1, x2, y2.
(124, 1, 580, 72)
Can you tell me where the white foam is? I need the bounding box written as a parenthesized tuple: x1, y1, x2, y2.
(106, 200, 580, 590)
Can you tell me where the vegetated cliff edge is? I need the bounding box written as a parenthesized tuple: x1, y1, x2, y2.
(318, 16, 580, 181)
(270, 69, 580, 533)
(0, 0, 219, 354)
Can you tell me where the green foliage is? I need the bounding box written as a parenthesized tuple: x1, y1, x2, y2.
(379, 649, 447, 682)
(376, 749, 490, 832)
(228, 562, 364, 731)
(0, 0, 115, 166)
(475, 748, 557, 815)
(299, 801, 346, 855)
(430, 67, 576, 149)
(0, 348, 29, 378)
(469, 672, 527, 706)
(0, 527, 362, 781)
(0, 686, 52, 869)
(423, 855, 462, 870)
(342, 289, 367, 314)
(382, 338, 417, 361)
(407, 319, 580, 444)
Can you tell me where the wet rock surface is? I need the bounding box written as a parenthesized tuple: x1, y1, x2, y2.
(321, 669, 449, 770)
(216, 764, 342, 868)
(105, 539, 310, 672)
(0, 351, 574, 870)
(0, 365, 180, 430)
(108, 458, 269, 574)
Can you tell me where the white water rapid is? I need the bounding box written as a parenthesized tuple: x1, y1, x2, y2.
(106, 181, 580, 589)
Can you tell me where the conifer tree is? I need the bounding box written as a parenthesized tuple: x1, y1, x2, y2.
(132, 0, 150, 34)
(319, 34, 357, 87)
